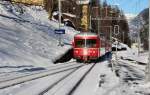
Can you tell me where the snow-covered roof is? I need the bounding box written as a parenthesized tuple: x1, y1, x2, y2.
(52, 11, 59, 16)
(63, 13, 76, 18)
(63, 19, 70, 21)
(52, 12, 76, 18)
(76, 0, 91, 5)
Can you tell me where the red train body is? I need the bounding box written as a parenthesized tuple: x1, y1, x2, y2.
(72, 32, 100, 62)
(72, 32, 111, 62)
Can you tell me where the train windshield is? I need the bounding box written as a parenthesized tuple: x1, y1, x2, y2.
(86, 39, 97, 48)
(75, 39, 85, 48)
(75, 39, 97, 48)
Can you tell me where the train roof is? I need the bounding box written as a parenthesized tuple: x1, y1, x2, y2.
(75, 32, 98, 37)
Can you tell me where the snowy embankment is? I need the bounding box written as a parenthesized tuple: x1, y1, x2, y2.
(112, 43, 150, 94)
(118, 50, 148, 64)
(113, 42, 148, 64)
(0, 1, 77, 70)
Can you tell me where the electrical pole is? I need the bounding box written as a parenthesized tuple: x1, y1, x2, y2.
(58, 0, 62, 46)
(97, 6, 100, 37)
(114, 25, 119, 65)
(145, 0, 150, 82)
(98, 17, 100, 36)
(90, 15, 92, 31)
(59, 0, 61, 28)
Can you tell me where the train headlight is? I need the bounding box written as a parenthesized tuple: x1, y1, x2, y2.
(89, 50, 92, 53)
(93, 51, 96, 53)
(83, 49, 88, 55)
(75, 50, 79, 54)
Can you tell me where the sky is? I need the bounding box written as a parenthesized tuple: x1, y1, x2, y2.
(101, 0, 148, 15)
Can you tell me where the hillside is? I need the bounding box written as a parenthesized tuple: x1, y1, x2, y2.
(129, 8, 149, 50)
(0, 1, 76, 69)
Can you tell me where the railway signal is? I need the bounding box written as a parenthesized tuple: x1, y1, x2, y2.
(113, 25, 120, 74)
(114, 25, 120, 36)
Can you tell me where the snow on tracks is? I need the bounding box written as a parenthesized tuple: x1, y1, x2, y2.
(41, 63, 95, 95)
(0, 62, 96, 95)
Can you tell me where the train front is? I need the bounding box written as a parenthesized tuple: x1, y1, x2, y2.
(73, 33, 100, 62)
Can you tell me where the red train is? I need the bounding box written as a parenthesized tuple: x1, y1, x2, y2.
(72, 32, 111, 62)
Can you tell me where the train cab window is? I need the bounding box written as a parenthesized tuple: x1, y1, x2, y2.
(86, 39, 97, 48)
(75, 39, 85, 48)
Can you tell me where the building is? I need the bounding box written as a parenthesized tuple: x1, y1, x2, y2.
(12, 0, 54, 18)
(61, 0, 90, 31)
(12, 0, 44, 6)
(11, 0, 91, 31)
(61, 0, 81, 30)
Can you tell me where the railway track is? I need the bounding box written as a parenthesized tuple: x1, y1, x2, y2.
(111, 59, 145, 72)
(0, 61, 97, 95)
(0, 61, 76, 82)
(40, 63, 96, 95)
(0, 62, 84, 89)
(110, 59, 146, 95)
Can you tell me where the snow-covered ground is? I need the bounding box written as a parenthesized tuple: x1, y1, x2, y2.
(115, 43, 148, 64)
(108, 42, 149, 95)
(0, 59, 148, 95)
(0, 1, 149, 95)
(0, 1, 77, 71)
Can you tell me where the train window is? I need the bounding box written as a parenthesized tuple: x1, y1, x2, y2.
(75, 39, 85, 48)
(75, 39, 97, 48)
(86, 39, 97, 48)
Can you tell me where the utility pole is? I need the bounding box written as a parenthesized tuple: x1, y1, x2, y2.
(98, 17, 100, 36)
(59, 0, 61, 28)
(58, 0, 62, 46)
(89, 15, 92, 31)
(97, 6, 100, 36)
(114, 25, 119, 65)
(145, 0, 150, 82)
(123, 31, 124, 43)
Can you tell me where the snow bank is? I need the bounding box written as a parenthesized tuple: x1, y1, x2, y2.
(0, 1, 77, 69)
(113, 42, 148, 64)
